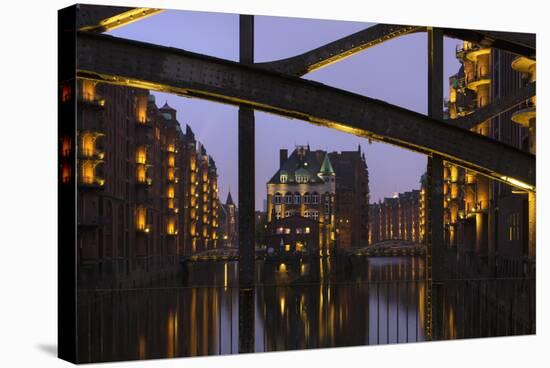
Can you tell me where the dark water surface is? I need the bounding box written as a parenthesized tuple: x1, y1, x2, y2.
(77, 257, 535, 363)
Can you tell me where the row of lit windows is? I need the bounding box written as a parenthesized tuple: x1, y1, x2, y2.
(273, 192, 326, 205)
(275, 227, 311, 235)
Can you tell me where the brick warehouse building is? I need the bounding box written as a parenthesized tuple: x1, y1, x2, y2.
(74, 80, 221, 288)
(444, 41, 536, 276)
(266, 145, 369, 256)
(369, 190, 422, 245)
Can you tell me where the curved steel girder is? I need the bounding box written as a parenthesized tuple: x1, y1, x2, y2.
(257, 24, 424, 76)
(258, 25, 535, 77)
(76, 32, 535, 190)
(448, 82, 536, 130)
(76, 4, 163, 32)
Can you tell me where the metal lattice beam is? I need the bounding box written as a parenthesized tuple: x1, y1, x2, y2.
(76, 32, 535, 190)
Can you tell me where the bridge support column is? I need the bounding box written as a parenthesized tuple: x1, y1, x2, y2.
(238, 14, 256, 354)
(426, 27, 445, 340)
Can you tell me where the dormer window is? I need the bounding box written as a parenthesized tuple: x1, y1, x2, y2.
(296, 175, 309, 183)
(280, 174, 288, 183)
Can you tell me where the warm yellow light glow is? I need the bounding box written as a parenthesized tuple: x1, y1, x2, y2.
(500, 176, 535, 192)
(80, 8, 165, 32)
(81, 79, 96, 101)
(167, 218, 176, 235)
(62, 163, 71, 183)
(136, 165, 146, 182)
(285, 244, 291, 252)
(136, 146, 147, 164)
(136, 95, 148, 123)
(61, 136, 71, 157)
(167, 185, 175, 199)
(81, 161, 95, 184)
(136, 206, 147, 231)
(81, 133, 95, 157)
(168, 153, 175, 167)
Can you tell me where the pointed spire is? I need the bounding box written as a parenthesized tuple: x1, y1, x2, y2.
(226, 191, 234, 206)
(160, 100, 175, 111)
(319, 152, 335, 176)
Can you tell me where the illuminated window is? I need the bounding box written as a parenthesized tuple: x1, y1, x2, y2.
(285, 244, 291, 252)
(284, 193, 292, 204)
(167, 185, 175, 199)
(81, 80, 95, 102)
(167, 168, 175, 181)
(61, 136, 71, 157)
(508, 213, 520, 241)
(136, 206, 147, 231)
(81, 133, 95, 157)
(81, 161, 95, 184)
(311, 192, 320, 204)
(136, 165, 146, 183)
(296, 228, 303, 234)
(284, 228, 291, 234)
(276, 227, 284, 234)
(304, 227, 311, 234)
(136, 146, 147, 164)
(61, 163, 71, 183)
(280, 174, 288, 183)
(167, 218, 176, 235)
(135, 95, 147, 123)
(61, 84, 71, 103)
(167, 153, 175, 167)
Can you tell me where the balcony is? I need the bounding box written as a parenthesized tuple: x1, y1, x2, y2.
(511, 55, 536, 75)
(79, 147, 104, 161)
(79, 175, 105, 189)
(511, 101, 536, 128)
(78, 92, 105, 109)
(456, 43, 490, 62)
(465, 71, 491, 90)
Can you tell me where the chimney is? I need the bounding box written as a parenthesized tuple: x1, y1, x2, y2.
(280, 149, 288, 168)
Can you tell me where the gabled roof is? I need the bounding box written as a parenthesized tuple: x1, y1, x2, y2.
(267, 147, 326, 184)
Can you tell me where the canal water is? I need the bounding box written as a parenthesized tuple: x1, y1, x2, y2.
(77, 257, 535, 363)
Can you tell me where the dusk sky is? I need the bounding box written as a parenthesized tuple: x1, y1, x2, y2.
(109, 9, 461, 210)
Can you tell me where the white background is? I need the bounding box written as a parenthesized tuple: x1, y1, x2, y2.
(0, 0, 547, 366)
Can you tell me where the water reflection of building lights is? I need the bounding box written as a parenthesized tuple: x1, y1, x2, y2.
(280, 295, 285, 315)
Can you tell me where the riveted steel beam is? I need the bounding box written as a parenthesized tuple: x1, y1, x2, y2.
(257, 24, 423, 76)
(257, 25, 534, 77)
(76, 4, 163, 32)
(76, 32, 535, 190)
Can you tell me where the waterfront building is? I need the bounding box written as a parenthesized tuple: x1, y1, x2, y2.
(266, 145, 369, 255)
(369, 190, 422, 244)
(76, 82, 220, 287)
(446, 41, 536, 275)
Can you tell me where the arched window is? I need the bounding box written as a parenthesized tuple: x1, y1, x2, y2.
(280, 174, 288, 183)
(312, 192, 320, 204)
(304, 192, 311, 204)
(284, 192, 292, 204)
(294, 192, 301, 204)
(274, 192, 282, 204)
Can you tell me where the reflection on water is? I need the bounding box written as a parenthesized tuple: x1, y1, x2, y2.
(77, 257, 535, 363)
